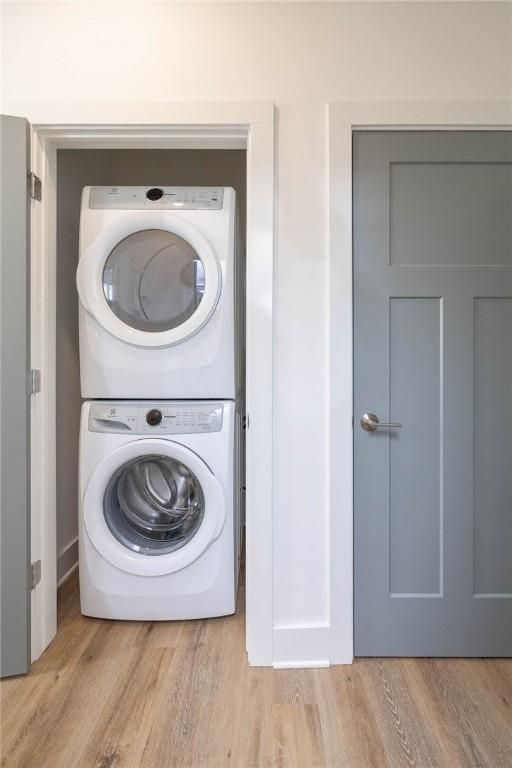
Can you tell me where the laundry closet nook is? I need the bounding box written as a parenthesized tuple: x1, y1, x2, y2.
(55, 149, 247, 625)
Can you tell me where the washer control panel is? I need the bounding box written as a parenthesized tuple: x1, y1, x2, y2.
(88, 186, 224, 210)
(89, 402, 224, 434)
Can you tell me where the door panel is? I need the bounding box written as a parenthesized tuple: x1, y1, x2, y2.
(389, 161, 512, 266)
(473, 297, 512, 596)
(354, 130, 512, 656)
(0, 115, 31, 676)
(389, 297, 442, 597)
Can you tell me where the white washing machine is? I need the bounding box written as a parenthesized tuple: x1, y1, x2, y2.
(79, 400, 242, 620)
(77, 186, 243, 399)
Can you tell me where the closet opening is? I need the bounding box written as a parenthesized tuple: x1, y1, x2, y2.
(55, 148, 246, 627)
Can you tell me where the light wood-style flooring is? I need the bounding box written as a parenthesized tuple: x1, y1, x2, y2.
(1, 570, 511, 768)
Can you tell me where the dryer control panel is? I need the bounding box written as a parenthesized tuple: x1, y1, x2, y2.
(88, 401, 224, 434)
(88, 186, 225, 210)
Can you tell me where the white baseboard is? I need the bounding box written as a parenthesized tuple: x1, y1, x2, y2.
(273, 624, 331, 668)
(273, 659, 330, 669)
(57, 536, 78, 586)
(57, 561, 78, 589)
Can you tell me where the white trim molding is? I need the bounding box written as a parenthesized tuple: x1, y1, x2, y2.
(273, 624, 331, 668)
(23, 102, 274, 666)
(328, 101, 512, 665)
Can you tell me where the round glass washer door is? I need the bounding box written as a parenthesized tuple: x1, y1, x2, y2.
(76, 213, 222, 349)
(104, 454, 205, 556)
(83, 438, 225, 577)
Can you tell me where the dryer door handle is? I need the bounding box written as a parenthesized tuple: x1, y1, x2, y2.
(76, 257, 92, 312)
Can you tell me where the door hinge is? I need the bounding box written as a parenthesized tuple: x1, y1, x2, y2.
(30, 560, 41, 590)
(29, 369, 41, 395)
(27, 171, 42, 201)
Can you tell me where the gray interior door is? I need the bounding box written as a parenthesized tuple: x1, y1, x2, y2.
(354, 131, 512, 656)
(1, 115, 31, 676)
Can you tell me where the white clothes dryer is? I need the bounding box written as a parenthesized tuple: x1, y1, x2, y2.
(79, 400, 242, 620)
(77, 186, 243, 399)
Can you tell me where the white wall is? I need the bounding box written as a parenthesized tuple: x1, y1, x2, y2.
(2, 1, 511, 658)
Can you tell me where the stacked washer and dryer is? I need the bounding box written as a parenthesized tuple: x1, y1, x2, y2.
(77, 186, 244, 620)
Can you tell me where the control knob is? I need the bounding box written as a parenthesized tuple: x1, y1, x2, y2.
(146, 409, 163, 426)
(146, 188, 164, 201)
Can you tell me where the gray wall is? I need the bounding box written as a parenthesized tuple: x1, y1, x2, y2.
(56, 149, 246, 584)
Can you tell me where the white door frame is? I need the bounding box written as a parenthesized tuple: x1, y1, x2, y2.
(328, 101, 512, 664)
(22, 101, 274, 666)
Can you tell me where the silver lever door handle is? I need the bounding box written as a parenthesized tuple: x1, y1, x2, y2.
(360, 413, 402, 432)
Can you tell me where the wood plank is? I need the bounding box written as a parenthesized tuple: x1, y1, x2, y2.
(1, 572, 511, 768)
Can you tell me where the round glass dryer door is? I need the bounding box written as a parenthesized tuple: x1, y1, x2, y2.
(104, 454, 205, 556)
(102, 229, 205, 333)
(77, 214, 222, 348)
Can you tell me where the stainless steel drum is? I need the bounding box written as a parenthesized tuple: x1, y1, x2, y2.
(103, 454, 205, 555)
